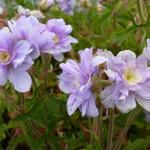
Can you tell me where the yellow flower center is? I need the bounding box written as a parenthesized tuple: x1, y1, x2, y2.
(53, 35, 59, 44)
(0, 51, 10, 63)
(123, 68, 142, 85)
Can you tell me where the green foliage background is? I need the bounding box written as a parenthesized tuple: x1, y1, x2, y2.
(0, 0, 150, 149)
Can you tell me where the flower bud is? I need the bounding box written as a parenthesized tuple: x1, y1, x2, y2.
(39, 0, 54, 10)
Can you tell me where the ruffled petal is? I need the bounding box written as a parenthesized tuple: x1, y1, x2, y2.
(136, 96, 150, 112)
(116, 93, 136, 113)
(8, 67, 32, 92)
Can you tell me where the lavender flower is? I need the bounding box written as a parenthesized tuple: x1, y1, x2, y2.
(46, 18, 77, 61)
(17, 5, 45, 19)
(0, 28, 33, 92)
(8, 16, 53, 59)
(143, 39, 150, 62)
(56, 0, 76, 15)
(59, 48, 107, 117)
(101, 50, 150, 113)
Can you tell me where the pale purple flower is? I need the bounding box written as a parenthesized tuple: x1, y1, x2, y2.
(59, 48, 107, 117)
(56, 0, 76, 15)
(8, 16, 53, 59)
(46, 18, 77, 61)
(101, 50, 150, 113)
(143, 39, 150, 62)
(0, 28, 33, 92)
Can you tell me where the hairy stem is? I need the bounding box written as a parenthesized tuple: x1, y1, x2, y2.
(19, 93, 25, 111)
(98, 104, 104, 149)
(43, 54, 51, 91)
(113, 107, 142, 150)
(106, 109, 114, 150)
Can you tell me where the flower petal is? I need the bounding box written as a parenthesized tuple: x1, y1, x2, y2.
(136, 96, 150, 112)
(8, 67, 32, 92)
(116, 93, 136, 113)
(0, 66, 7, 85)
(92, 56, 108, 67)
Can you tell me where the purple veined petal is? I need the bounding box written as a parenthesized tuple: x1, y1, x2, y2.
(29, 42, 40, 59)
(100, 85, 116, 108)
(79, 48, 93, 75)
(80, 93, 99, 117)
(107, 57, 125, 74)
(96, 49, 114, 59)
(135, 85, 150, 99)
(53, 53, 64, 61)
(116, 93, 136, 113)
(17, 56, 33, 71)
(63, 36, 78, 45)
(38, 32, 54, 53)
(60, 59, 80, 74)
(12, 40, 33, 68)
(58, 77, 71, 94)
(101, 83, 122, 109)
(92, 56, 108, 67)
(117, 50, 136, 63)
(67, 94, 83, 116)
(0, 66, 7, 85)
(143, 39, 150, 61)
(136, 55, 148, 67)
(104, 69, 118, 81)
(136, 96, 150, 112)
(0, 29, 14, 51)
(8, 67, 32, 92)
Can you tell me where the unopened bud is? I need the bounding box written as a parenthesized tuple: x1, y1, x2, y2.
(39, 0, 54, 10)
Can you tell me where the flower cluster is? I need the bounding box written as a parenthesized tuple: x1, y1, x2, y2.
(0, 15, 77, 92)
(59, 42, 150, 117)
(37, 0, 103, 15)
(59, 48, 108, 117)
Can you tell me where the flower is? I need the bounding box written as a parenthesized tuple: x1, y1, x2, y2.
(8, 16, 53, 59)
(58, 48, 107, 117)
(46, 18, 77, 61)
(101, 50, 150, 113)
(0, 28, 33, 92)
(56, 0, 76, 15)
(39, 0, 54, 9)
(17, 5, 45, 19)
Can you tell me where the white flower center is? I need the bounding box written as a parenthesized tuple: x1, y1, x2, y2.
(123, 67, 143, 85)
(0, 51, 10, 63)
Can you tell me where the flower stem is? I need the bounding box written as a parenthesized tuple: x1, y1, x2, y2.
(43, 54, 51, 92)
(106, 109, 114, 150)
(0, 87, 21, 112)
(137, 0, 147, 24)
(113, 107, 142, 150)
(19, 93, 25, 111)
(98, 104, 104, 149)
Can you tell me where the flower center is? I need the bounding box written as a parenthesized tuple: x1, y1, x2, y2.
(0, 51, 10, 63)
(53, 35, 59, 44)
(123, 68, 143, 85)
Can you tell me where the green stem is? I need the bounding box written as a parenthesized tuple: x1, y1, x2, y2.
(113, 107, 142, 150)
(98, 105, 104, 149)
(19, 93, 25, 111)
(106, 109, 114, 150)
(43, 55, 51, 92)
(137, 0, 147, 24)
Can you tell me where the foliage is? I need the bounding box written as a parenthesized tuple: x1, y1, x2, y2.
(0, 0, 150, 149)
